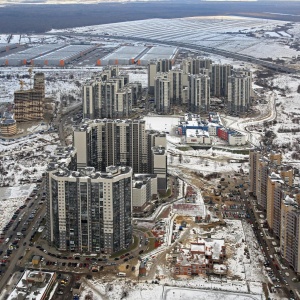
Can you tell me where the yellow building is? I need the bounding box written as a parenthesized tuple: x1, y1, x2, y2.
(0, 118, 17, 136)
(32, 255, 41, 265)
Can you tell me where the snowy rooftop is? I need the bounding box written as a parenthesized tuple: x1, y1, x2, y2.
(101, 46, 147, 61)
(186, 129, 209, 137)
(7, 270, 55, 300)
(139, 46, 178, 62)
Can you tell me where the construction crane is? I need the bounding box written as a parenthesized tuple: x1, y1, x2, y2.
(28, 67, 33, 89)
(19, 80, 25, 90)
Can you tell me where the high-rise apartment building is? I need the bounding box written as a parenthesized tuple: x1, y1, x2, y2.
(167, 69, 189, 106)
(83, 66, 141, 120)
(227, 71, 251, 114)
(182, 57, 212, 74)
(73, 119, 167, 190)
(210, 64, 233, 98)
(148, 59, 172, 94)
(46, 147, 132, 254)
(280, 193, 300, 273)
(250, 149, 300, 273)
(189, 74, 210, 114)
(154, 73, 170, 114)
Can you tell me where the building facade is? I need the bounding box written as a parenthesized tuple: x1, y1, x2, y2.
(227, 71, 251, 114)
(210, 64, 233, 98)
(154, 73, 171, 114)
(182, 57, 212, 75)
(189, 74, 210, 113)
(83, 66, 141, 119)
(47, 148, 133, 254)
(148, 59, 172, 94)
(73, 119, 167, 190)
(14, 73, 45, 122)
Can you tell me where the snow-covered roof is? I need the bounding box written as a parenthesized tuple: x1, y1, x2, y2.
(186, 129, 209, 138)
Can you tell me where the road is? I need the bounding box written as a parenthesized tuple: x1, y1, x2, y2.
(0, 181, 47, 296)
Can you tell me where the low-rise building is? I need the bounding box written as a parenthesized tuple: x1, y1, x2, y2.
(7, 270, 56, 300)
(132, 174, 157, 209)
(0, 113, 17, 136)
(174, 238, 226, 276)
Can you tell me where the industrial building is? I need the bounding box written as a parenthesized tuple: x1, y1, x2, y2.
(33, 44, 97, 67)
(137, 46, 178, 66)
(97, 46, 148, 66)
(0, 44, 63, 66)
(0, 43, 19, 53)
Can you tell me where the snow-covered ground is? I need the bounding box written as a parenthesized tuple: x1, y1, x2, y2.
(50, 16, 300, 60)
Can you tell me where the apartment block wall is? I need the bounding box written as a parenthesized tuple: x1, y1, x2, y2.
(73, 119, 166, 179)
(227, 72, 251, 114)
(250, 149, 300, 273)
(189, 74, 210, 114)
(47, 163, 132, 254)
(154, 73, 171, 114)
(148, 59, 172, 94)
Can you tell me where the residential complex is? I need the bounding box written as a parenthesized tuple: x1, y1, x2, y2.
(13, 72, 45, 122)
(83, 66, 142, 119)
(250, 149, 300, 273)
(73, 119, 167, 190)
(150, 57, 252, 114)
(148, 59, 173, 94)
(132, 174, 157, 209)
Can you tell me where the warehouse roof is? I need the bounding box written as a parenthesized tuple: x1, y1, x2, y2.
(35, 44, 95, 61)
(101, 46, 147, 61)
(139, 46, 177, 62)
(0, 44, 64, 62)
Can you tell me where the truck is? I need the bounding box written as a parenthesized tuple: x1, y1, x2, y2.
(117, 272, 126, 277)
(5, 238, 9, 244)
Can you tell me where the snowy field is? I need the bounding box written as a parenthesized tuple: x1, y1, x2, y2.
(50, 16, 300, 60)
(0, 67, 97, 103)
(80, 279, 263, 300)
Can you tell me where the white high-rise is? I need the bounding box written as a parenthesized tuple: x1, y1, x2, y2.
(227, 71, 252, 114)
